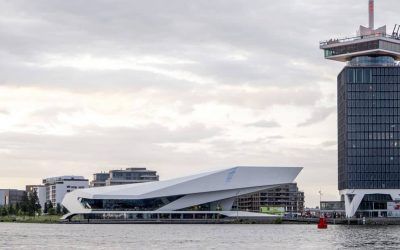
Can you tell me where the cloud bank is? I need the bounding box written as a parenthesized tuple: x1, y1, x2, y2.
(1, 0, 398, 206)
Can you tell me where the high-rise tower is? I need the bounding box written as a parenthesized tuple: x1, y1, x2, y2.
(321, 0, 400, 218)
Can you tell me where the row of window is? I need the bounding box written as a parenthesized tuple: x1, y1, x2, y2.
(347, 68, 373, 83)
(347, 172, 400, 181)
(66, 186, 85, 189)
(346, 164, 400, 173)
(347, 124, 400, 132)
(325, 40, 379, 58)
(348, 108, 400, 116)
(348, 148, 400, 156)
(347, 116, 400, 124)
(347, 83, 400, 92)
(351, 75, 400, 84)
(347, 156, 400, 164)
(346, 181, 400, 189)
(347, 100, 400, 108)
(380, 41, 400, 54)
(347, 91, 400, 100)
(347, 66, 400, 82)
(348, 132, 397, 140)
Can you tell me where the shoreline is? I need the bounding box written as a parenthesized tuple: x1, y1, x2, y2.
(3, 216, 400, 225)
(0, 216, 61, 224)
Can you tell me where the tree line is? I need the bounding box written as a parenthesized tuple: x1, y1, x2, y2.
(0, 190, 67, 217)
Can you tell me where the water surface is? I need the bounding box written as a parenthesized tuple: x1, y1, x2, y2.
(0, 223, 399, 249)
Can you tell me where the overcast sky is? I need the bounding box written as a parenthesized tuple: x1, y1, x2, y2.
(0, 0, 399, 207)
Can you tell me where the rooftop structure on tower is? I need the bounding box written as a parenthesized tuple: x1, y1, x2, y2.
(320, 0, 400, 63)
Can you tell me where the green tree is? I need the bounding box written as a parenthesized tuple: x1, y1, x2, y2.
(0, 206, 8, 217)
(48, 207, 56, 215)
(47, 201, 56, 215)
(28, 190, 41, 216)
(15, 203, 21, 215)
(7, 205, 15, 216)
(20, 192, 29, 215)
(43, 202, 48, 214)
(56, 203, 62, 215)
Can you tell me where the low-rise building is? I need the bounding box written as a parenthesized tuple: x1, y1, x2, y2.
(320, 201, 346, 218)
(0, 189, 26, 206)
(43, 176, 89, 206)
(90, 168, 159, 187)
(233, 183, 305, 215)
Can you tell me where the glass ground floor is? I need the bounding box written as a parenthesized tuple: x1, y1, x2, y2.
(64, 211, 233, 222)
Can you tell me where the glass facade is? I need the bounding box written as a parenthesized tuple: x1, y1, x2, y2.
(81, 195, 183, 211)
(324, 39, 400, 58)
(348, 56, 396, 67)
(338, 65, 400, 190)
(325, 40, 379, 58)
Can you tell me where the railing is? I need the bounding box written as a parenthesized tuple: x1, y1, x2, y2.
(320, 33, 400, 47)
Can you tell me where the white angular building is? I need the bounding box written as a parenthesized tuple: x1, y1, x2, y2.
(62, 167, 302, 221)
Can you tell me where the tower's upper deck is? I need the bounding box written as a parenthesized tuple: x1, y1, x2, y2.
(320, 33, 400, 62)
(320, 0, 400, 62)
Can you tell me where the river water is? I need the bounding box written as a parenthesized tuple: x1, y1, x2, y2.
(0, 223, 399, 249)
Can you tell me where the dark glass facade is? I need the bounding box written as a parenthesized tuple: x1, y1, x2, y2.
(338, 65, 400, 190)
(81, 195, 183, 211)
(324, 40, 400, 58)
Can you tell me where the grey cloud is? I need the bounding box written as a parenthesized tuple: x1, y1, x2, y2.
(1, 0, 398, 206)
(2, 0, 396, 91)
(247, 120, 280, 128)
(217, 87, 321, 109)
(30, 107, 80, 120)
(0, 109, 8, 115)
(266, 135, 284, 140)
(321, 140, 337, 148)
(0, 123, 221, 177)
(298, 107, 336, 127)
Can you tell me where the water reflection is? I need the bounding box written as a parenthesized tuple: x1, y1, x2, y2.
(1, 223, 400, 249)
(331, 226, 400, 249)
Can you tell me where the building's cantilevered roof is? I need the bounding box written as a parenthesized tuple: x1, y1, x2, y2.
(320, 35, 400, 62)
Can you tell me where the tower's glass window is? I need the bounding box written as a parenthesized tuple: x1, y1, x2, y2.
(356, 69, 363, 83)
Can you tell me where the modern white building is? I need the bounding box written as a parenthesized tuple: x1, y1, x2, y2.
(43, 176, 89, 206)
(62, 166, 302, 222)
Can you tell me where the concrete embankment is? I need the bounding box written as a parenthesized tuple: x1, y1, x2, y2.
(284, 217, 400, 225)
(62, 217, 282, 224)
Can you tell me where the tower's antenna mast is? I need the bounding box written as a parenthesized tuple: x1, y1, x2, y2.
(369, 0, 374, 30)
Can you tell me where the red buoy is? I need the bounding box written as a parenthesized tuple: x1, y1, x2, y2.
(317, 217, 328, 229)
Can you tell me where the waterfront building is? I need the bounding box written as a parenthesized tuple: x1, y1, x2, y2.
(320, 201, 346, 218)
(90, 168, 159, 187)
(321, 0, 400, 217)
(234, 183, 304, 215)
(43, 176, 89, 206)
(61, 166, 302, 221)
(0, 189, 25, 206)
(26, 185, 46, 210)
